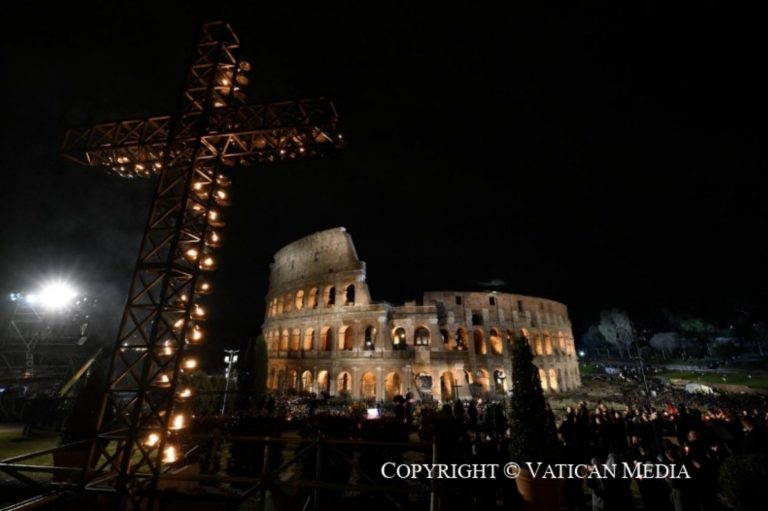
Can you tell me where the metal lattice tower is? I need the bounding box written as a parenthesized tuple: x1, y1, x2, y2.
(60, 21, 342, 508)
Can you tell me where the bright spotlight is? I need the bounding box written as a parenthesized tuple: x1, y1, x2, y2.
(32, 282, 78, 310)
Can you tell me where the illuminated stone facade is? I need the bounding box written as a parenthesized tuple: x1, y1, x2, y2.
(264, 227, 581, 401)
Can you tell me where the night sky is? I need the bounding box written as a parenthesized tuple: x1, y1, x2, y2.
(1, 2, 766, 360)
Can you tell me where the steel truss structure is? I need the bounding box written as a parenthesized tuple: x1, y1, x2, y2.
(60, 21, 342, 509)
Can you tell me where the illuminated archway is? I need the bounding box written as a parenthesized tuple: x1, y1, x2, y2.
(360, 371, 376, 399)
(385, 372, 402, 400)
(473, 329, 487, 355)
(490, 328, 503, 355)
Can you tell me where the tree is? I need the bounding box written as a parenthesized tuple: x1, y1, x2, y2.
(749, 321, 768, 357)
(508, 338, 559, 464)
(237, 335, 268, 410)
(581, 325, 611, 357)
(597, 309, 636, 358)
(649, 332, 679, 359)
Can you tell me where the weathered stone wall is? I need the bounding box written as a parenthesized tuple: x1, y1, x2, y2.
(264, 227, 581, 401)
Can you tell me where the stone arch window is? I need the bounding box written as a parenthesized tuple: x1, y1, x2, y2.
(320, 326, 333, 351)
(277, 296, 284, 315)
(303, 328, 315, 351)
(456, 328, 469, 350)
(539, 368, 548, 391)
(415, 326, 431, 346)
(287, 369, 298, 390)
(548, 368, 559, 392)
(324, 285, 336, 307)
(295, 290, 305, 311)
(301, 370, 313, 392)
(360, 371, 376, 399)
(290, 328, 300, 351)
(345, 284, 355, 305)
(317, 370, 329, 393)
(339, 325, 354, 351)
(489, 328, 503, 355)
(475, 369, 490, 394)
(543, 332, 553, 356)
(385, 372, 402, 400)
(440, 371, 456, 401)
(364, 326, 376, 350)
(283, 292, 292, 313)
(280, 329, 289, 351)
(337, 371, 352, 395)
(494, 369, 507, 393)
(519, 328, 530, 345)
(307, 288, 319, 309)
(533, 334, 543, 356)
(440, 328, 454, 351)
(392, 327, 407, 350)
(473, 329, 487, 355)
(506, 329, 515, 345)
(464, 369, 474, 385)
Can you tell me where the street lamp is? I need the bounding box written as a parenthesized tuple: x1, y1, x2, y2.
(221, 349, 239, 414)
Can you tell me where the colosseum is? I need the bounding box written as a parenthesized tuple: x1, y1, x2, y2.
(264, 227, 581, 402)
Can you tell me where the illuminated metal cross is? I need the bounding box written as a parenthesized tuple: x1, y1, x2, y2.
(61, 21, 342, 508)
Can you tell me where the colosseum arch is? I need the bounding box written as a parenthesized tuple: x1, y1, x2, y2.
(392, 327, 406, 350)
(284, 292, 293, 313)
(295, 290, 304, 310)
(287, 369, 298, 391)
(364, 325, 376, 350)
(494, 369, 508, 394)
(345, 284, 355, 305)
(473, 329, 487, 355)
(277, 296, 284, 315)
(489, 328, 503, 355)
(415, 326, 431, 346)
(543, 332, 553, 355)
(320, 326, 333, 351)
(538, 368, 548, 391)
(339, 325, 354, 351)
(324, 285, 336, 307)
(440, 371, 456, 402)
(456, 328, 469, 350)
(360, 371, 376, 399)
(301, 370, 313, 392)
(303, 328, 315, 351)
(475, 369, 490, 395)
(533, 334, 543, 356)
(464, 369, 474, 385)
(440, 329, 455, 351)
(280, 329, 289, 351)
(317, 370, 329, 394)
(290, 328, 301, 351)
(337, 371, 351, 395)
(385, 372, 402, 400)
(307, 288, 319, 309)
(548, 368, 559, 392)
(519, 328, 530, 345)
(506, 329, 515, 346)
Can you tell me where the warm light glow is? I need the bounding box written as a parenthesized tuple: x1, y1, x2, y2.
(216, 175, 231, 187)
(170, 413, 185, 430)
(173, 318, 185, 331)
(162, 445, 177, 463)
(208, 210, 219, 221)
(156, 373, 171, 386)
(153, 162, 163, 170)
(178, 387, 192, 398)
(183, 358, 198, 370)
(200, 256, 216, 270)
(161, 340, 174, 356)
(191, 304, 206, 320)
(187, 324, 204, 344)
(144, 433, 160, 447)
(195, 280, 212, 295)
(117, 155, 130, 164)
(185, 248, 199, 260)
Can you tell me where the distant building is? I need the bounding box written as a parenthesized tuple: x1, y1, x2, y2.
(264, 227, 581, 401)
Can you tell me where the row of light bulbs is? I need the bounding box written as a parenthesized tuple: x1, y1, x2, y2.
(144, 170, 232, 464)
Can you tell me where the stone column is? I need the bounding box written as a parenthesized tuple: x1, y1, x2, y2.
(313, 365, 318, 393)
(352, 366, 360, 398)
(376, 367, 384, 402)
(404, 364, 413, 393)
(329, 366, 337, 395)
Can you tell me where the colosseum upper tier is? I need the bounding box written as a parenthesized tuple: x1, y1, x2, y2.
(264, 227, 581, 402)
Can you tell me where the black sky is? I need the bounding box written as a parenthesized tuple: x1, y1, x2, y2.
(1, 2, 766, 354)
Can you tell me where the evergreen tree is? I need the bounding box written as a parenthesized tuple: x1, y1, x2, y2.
(237, 335, 268, 409)
(508, 338, 559, 464)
